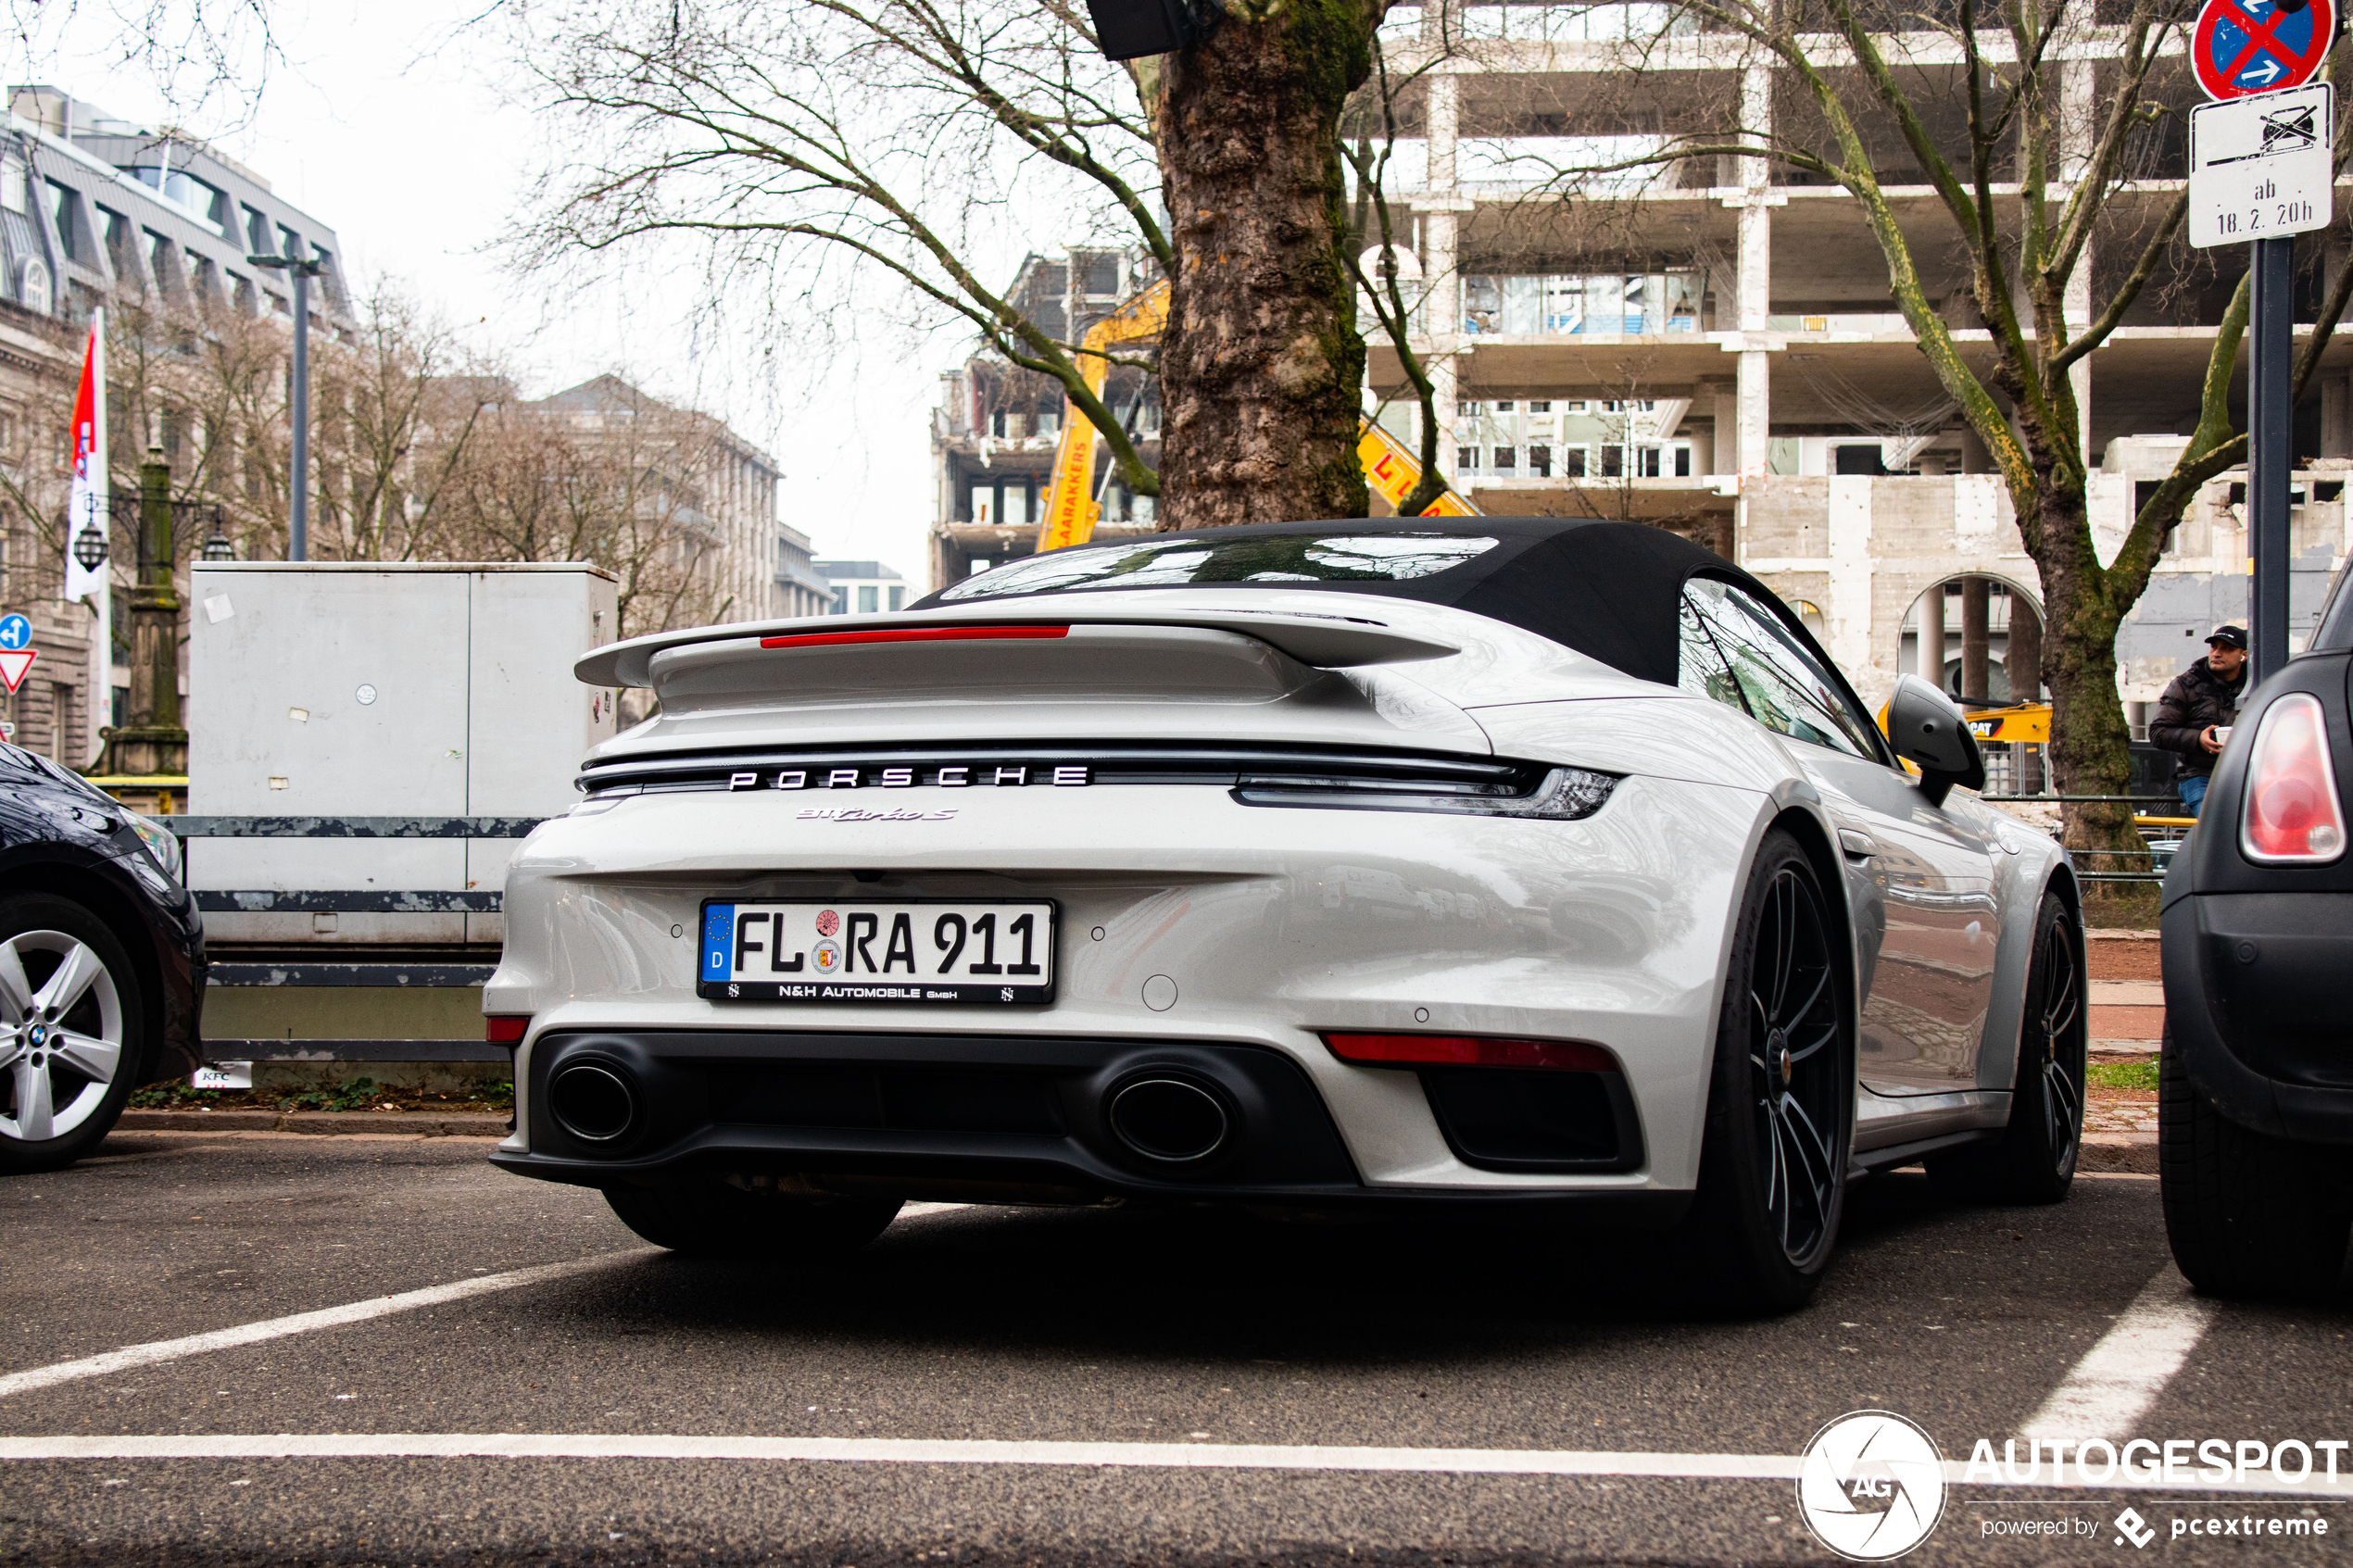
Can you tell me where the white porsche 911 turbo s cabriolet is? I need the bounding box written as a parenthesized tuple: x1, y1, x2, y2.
(485, 517, 2086, 1309)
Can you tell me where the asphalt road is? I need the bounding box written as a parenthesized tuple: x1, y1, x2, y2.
(0, 1131, 2347, 1567)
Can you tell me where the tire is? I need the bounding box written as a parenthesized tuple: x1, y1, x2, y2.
(603, 1177, 903, 1260)
(0, 893, 144, 1175)
(1676, 828, 1854, 1314)
(2159, 1039, 2352, 1300)
(1925, 894, 2086, 1205)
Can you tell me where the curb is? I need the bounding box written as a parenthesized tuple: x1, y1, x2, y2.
(120, 1110, 511, 1136)
(2081, 1132, 2158, 1174)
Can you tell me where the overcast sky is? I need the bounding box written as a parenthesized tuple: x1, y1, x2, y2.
(19, 0, 947, 585)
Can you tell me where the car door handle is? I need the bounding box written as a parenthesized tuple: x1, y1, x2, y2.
(1838, 829, 1877, 860)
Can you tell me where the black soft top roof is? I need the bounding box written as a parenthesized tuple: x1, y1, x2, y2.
(914, 515, 1776, 690)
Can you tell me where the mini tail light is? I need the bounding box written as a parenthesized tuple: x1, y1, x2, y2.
(2239, 692, 2347, 865)
(485, 1015, 531, 1045)
(1321, 1033, 1619, 1073)
(760, 625, 1068, 650)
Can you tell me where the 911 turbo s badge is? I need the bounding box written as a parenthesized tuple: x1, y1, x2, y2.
(797, 806, 960, 822)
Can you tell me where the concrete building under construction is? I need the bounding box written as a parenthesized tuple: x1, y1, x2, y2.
(928, 5, 2353, 739)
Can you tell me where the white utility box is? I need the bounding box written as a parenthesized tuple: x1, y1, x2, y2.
(189, 562, 619, 946)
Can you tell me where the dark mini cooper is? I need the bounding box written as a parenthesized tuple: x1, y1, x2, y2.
(2161, 560, 2353, 1298)
(0, 745, 204, 1173)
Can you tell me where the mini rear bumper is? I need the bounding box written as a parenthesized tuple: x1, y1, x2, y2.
(2163, 892, 2353, 1146)
(489, 1028, 1680, 1221)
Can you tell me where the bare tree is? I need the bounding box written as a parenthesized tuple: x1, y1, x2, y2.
(430, 378, 748, 636)
(502, 0, 1482, 530)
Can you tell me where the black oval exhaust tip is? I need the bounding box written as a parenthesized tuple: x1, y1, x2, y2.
(549, 1061, 637, 1144)
(1107, 1077, 1231, 1163)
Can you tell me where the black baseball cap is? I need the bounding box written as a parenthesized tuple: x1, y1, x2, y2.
(2208, 624, 2248, 649)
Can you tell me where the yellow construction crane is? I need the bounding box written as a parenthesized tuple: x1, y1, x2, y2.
(1035, 280, 1478, 554)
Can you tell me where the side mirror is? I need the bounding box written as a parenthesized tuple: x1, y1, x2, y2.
(1886, 673, 1986, 808)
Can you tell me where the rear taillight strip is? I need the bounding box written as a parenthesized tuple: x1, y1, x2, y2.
(759, 625, 1069, 650)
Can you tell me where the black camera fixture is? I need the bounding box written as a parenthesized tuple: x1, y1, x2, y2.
(1083, 0, 1222, 61)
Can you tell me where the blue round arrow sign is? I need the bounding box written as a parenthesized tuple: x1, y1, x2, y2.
(2195, 0, 2336, 100)
(0, 614, 30, 651)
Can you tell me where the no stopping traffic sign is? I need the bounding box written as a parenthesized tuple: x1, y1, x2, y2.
(2194, 0, 2336, 100)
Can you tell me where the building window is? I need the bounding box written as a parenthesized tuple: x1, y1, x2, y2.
(1492, 445, 1517, 474)
(1457, 400, 1482, 417)
(1527, 400, 1551, 413)
(0, 162, 23, 215)
(245, 205, 270, 256)
(888, 586, 905, 610)
(830, 585, 849, 613)
(1563, 446, 1588, 477)
(1494, 399, 1515, 412)
(858, 585, 878, 613)
(1564, 400, 1587, 413)
(1601, 445, 1623, 478)
(18, 260, 51, 316)
(1457, 445, 1478, 473)
(1529, 444, 1553, 478)
(44, 182, 73, 259)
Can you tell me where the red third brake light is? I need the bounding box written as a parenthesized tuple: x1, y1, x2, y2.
(759, 625, 1069, 650)
(2240, 692, 2348, 865)
(1322, 1033, 1619, 1073)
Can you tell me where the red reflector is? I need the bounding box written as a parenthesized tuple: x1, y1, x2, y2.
(1321, 1033, 1618, 1073)
(759, 625, 1069, 650)
(485, 1016, 530, 1045)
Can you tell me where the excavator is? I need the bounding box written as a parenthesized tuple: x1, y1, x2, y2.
(1033, 278, 1478, 554)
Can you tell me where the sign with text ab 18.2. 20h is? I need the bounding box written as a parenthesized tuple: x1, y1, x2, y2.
(2187, 0, 2337, 249)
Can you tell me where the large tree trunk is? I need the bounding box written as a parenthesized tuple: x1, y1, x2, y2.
(2032, 483, 2158, 923)
(1154, 3, 1375, 531)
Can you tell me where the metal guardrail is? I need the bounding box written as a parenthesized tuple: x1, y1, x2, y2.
(169, 816, 543, 839)
(173, 815, 545, 922)
(1980, 795, 2180, 804)
(208, 962, 499, 987)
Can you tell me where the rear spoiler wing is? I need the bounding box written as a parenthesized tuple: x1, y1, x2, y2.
(577, 607, 1462, 687)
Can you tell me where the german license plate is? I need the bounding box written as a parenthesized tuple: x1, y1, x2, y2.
(698, 900, 1057, 1004)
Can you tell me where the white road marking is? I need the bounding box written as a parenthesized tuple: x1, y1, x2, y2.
(0, 1253, 647, 1403)
(2019, 1268, 2216, 1441)
(0, 1436, 2343, 1495)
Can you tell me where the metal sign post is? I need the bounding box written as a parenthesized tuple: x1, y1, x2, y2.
(2189, 0, 2337, 683)
(2249, 237, 2296, 684)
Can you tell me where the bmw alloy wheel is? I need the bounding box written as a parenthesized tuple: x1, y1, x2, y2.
(0, 927, 126, 1144)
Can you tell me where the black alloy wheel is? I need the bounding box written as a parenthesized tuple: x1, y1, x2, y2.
(1746, 858, 1846, 1265)
(1927, 894, 2086, 1205)
(2029, 915, 2086, 1175)
(1680, 828, 1853, 1312)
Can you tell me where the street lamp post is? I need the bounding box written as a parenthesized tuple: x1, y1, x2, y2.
(245, 253, 328, 562)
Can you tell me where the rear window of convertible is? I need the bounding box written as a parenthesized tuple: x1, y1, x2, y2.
(933, 533, 1501, 601)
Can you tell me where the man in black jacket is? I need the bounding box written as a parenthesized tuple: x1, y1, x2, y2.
(2150, 624, 2248, 819)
